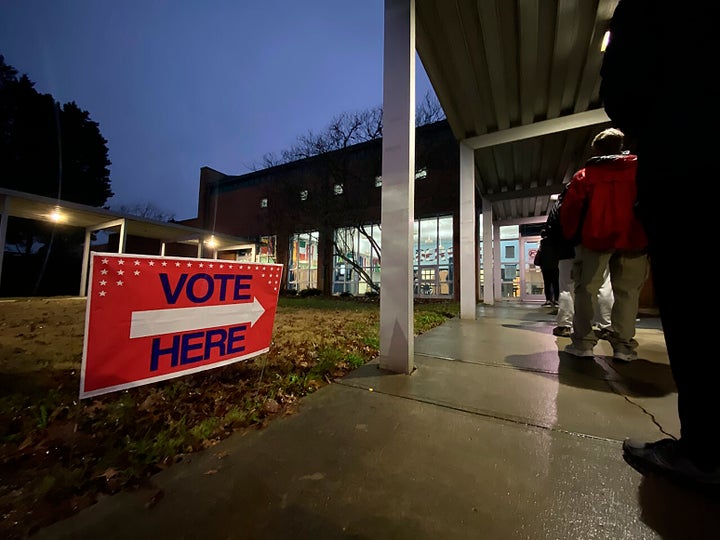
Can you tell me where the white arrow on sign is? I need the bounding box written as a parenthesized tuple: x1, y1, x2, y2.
(129, 297, 266, 339)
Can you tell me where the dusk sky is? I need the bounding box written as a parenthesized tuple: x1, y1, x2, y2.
(0, 1, 436, 220)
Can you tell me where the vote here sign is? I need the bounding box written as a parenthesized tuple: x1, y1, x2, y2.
(80, 253, 283, 399)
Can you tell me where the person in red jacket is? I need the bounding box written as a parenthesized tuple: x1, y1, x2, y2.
(559, 127, 648, 361)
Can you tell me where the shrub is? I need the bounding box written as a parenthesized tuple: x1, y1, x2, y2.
(298, 287, 322, 298)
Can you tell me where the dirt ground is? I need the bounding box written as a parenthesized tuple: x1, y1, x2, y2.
(0, 296, 453, 539)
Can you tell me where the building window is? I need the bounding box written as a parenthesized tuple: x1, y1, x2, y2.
(258, 235, 277, 263)
(300, 190, 308, 201)
(287, 231, 319, 291)
(260, 198, 268, 208)
(333, 224, 382, 296)
(374, 169, 425, 186)
(333, 183, 344, 195)
(413, 215, 454, 298)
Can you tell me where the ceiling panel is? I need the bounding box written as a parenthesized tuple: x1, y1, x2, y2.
(416, 0, 619, 222)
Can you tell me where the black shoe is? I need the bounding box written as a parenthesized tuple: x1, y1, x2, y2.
(552, 326, 571, 337)
(593, 327, 612, 341)
(622, 438, 720, 488)
(542, 301, 553, 307)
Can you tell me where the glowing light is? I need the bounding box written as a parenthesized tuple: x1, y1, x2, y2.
(205, 236, 218, 248)
(49, 207, 63, 223)
(550, 194, 559, 201)
(601, 30, 610, 52)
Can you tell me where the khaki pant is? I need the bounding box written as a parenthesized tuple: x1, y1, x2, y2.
(571, 246, 649, 355)
(557, 258, 613, 329)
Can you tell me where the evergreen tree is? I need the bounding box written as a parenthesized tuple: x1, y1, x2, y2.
(0, 55, 113, 295)
(0, 55, 112, 205)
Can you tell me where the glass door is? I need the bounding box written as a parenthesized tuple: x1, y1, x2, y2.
(521, 236, 545, 303)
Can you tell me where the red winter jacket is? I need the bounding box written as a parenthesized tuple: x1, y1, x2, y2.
(559, 154, 647, 252)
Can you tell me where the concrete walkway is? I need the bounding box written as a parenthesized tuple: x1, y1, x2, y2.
(36, 304, 720, 539)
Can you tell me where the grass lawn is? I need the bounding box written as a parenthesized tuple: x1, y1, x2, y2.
(0, 295, 458, 539)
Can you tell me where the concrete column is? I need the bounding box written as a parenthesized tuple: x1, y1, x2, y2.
(482, 200, 494, 305)
(79, 229, 92, 296)
(492, 220, 501, 303)
(459, 142, 476, 319)
(0, 195, 8, 290)
(379, 0, 415, 374)
(118, 220, 127, 253)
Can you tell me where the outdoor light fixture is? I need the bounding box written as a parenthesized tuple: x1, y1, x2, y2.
(601, 30, 610, 52)
(550, 194, 559, 201)
(205, 236, 218, 248)
(49, 207, 64, 223)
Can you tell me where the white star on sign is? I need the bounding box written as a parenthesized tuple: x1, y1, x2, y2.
(99, 290, 106, 296)
(100, 280, 107, 286)
(116, 280, 124, 286)
(134, 270, 140, 276)
(175, 262, 181, 267)
(149, 261, 155, 266)
(117, 270, 124, 275)
(161, 261, 167, 266)
(101, 269, 108, 275)
(118, 259, 125, 265)
(102, 258, 109, 264)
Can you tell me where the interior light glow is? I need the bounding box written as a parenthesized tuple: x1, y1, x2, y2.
(601, 30, 610, 52)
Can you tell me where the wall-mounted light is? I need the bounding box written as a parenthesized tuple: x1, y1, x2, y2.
(550, 194, 560, 201)
(49, 207, 64, 223)
(601, 30, 610, 52)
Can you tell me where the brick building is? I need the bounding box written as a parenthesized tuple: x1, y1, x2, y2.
(183, 120, 463, 299)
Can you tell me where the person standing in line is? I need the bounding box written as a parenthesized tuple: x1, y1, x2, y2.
(545, 182, 614, 338)
(599, 0, 719, 487)
(534, 228, 560, 307)
(559, 127, 648, 362)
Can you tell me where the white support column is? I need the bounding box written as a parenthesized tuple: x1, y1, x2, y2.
(196, 242, 202, 258)
(0, 195, 8, 289)
(459, 142, 476, 319)
(160, 242, 166, 256)
(492, 221, 501, 302)
(482, 200, 494, 305)
(79, 229, 92, 296)
(118, 219, 127, 253)
(379, 0, 415, 374)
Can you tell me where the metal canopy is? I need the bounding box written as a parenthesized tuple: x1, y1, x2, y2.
(416, 0, 617, 221)
(0, 187, 249, 251)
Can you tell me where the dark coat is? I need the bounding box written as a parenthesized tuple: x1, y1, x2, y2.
(543, 183, 576, 260)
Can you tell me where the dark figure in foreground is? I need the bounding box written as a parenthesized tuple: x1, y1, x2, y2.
(600, 0, 719, 487)
(534, 228, 559, 306)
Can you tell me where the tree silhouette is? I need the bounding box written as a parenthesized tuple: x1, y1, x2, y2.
(0, 55, 113, 295)
(0, 55, 112, 205)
